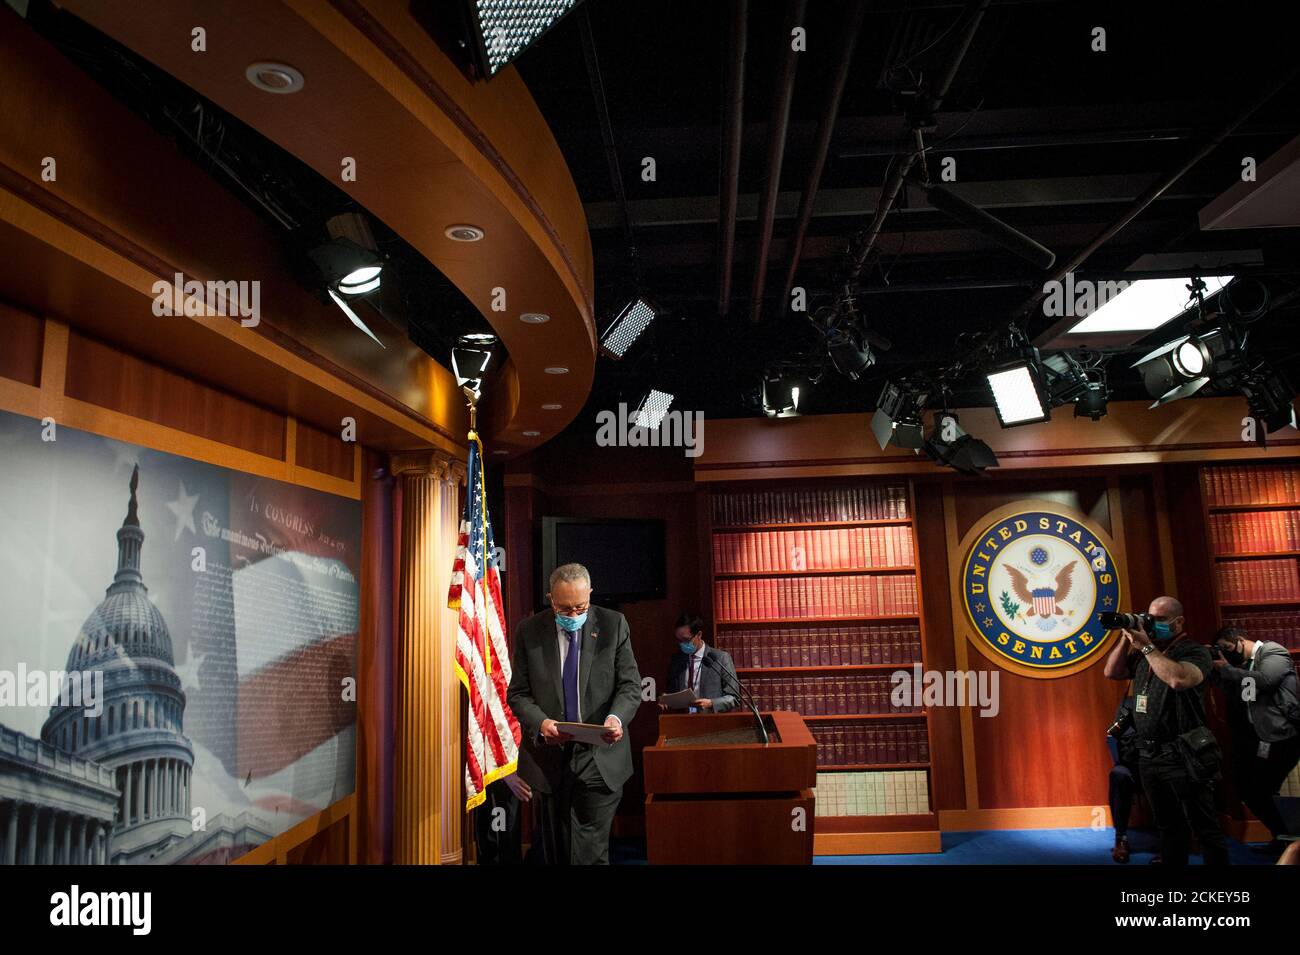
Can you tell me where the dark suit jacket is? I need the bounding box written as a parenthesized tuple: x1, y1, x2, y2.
(666, 645, 739, 713)
(507, 605, 642, 793)
(1213, 640, 1300, 742)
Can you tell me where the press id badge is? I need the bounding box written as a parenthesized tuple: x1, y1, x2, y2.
(1135, 694, 1148, 714)
(1258, 741, 1271, 759)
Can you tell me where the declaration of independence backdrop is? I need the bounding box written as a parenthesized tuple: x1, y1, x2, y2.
(0, 409, 360, 863)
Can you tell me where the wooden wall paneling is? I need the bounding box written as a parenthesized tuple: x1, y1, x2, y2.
(65, 328, 286, 460)
(1150, 467, 1180, 595)
(358, 449, 396, 863)
(1165, 463, 1220, 635)
(0, 300, 43, 385)
(947, 475, 1126, 813)
(295, 416, 358, 481)
(905, 479, 939, 816)
(0, 320, 361, 499)
(915, 479, 965, 812)
(696, 486, 714, 627)
(941, 481, 981, 811)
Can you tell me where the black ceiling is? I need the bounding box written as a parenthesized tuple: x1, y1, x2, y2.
(514, 0, 1300, 421)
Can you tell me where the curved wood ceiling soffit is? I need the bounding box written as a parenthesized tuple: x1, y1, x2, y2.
(60, 0, 598, 456)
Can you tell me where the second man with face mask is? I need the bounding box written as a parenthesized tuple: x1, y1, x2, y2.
(1211, 625, 1300, 854)
(661, 614, 739, 714)
(1104, 595, 1229, 865)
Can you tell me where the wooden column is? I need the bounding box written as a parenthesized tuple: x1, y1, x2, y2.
(392, 451, 465, 864)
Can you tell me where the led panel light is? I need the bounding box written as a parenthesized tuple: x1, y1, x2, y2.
(1067, 275, 1234, 334)
(988, 364, 1049, 426)
(470, 0, 580, 77)
(600, 298, 656, 359)
(634, 389, 674, 429)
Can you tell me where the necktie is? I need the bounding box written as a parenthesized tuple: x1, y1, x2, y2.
(563, 630, 580, 723)
(688, 656, 697, 693)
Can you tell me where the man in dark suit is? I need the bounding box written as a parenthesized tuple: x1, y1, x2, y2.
(662, 613, 739, 714)
(506, 563, 642, 865)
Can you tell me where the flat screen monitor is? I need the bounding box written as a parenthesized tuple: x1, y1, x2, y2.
(541, 517, 666, 604)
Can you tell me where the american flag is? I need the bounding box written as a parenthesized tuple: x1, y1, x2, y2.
(448, 434, 520, 810)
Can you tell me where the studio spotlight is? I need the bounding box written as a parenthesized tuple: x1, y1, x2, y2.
(310, 213, 385, 297)
(451, 333, 497, 394)
(600, 297, 657, 360)
(1074, 381, 1110, 420)
(762, 371, 808, 418)
(634, 389, 675, 429)
(924, 412, 999, 475)
(985, 346, 1050, 428)
(871, 380, 928, 451)
(827, 327, 874, 380)
(1241, 364, 1297, 444)
(1132, 326, 1241, 407)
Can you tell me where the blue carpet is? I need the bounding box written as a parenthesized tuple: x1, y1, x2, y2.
(814, 828, 1279, 865)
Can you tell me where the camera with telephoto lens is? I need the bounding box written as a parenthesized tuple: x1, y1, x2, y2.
(1098, 611, 1155, 632)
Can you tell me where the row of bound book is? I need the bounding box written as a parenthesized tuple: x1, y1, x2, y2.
(811, 721, 930, 766)
(712, 525, 916, 573)
(1202, 464, 1300, 507)
(813, 770, 930, 817)
(1214, 558, 1300, 603)
(1208, 510, 1300, 554)
(714, 574, 920, 621)
(714, 624, 923, 668)
(746, 673, 922, 715)
(1220, 611, 1300, 651)
(711, 486, 909, 526)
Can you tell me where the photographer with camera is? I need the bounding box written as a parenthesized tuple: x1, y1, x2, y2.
(1103, 596, 1229, 865)
(1211, 625, 1300, 854)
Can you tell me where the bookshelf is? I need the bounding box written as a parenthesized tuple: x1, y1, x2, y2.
(1200, 462, 1300, 656)
(706, 480, 938, 851)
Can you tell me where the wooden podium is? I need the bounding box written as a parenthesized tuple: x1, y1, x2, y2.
(643, 710, 816, 864)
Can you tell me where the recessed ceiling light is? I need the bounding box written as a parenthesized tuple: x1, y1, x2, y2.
(520, 312, 550, 324)
(543, 366, 569, 375)
(541, 403, 562, 410)
(444, 224, 486, 242)
(245, 62, 305, 94)
(523, 430, 541, 437)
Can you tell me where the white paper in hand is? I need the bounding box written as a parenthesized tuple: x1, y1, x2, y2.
(554, 722, 612, 745)
(660, 688, 697, 709)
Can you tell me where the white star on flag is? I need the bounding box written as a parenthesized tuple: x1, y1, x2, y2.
(166, 481, 199, 540)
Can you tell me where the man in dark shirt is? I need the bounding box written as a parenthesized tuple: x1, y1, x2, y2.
(1104, 595, 1229, 865)
(1211, 625, 1300, 852)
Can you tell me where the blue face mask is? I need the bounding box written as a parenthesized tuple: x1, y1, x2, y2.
(1152, 620, 1173, 641)
(678, 640, 697, 654)
(556, 611, 587, 633)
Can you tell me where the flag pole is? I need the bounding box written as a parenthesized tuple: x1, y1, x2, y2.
(463, 384, 479, 434)
(462, 383, 490, 674)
